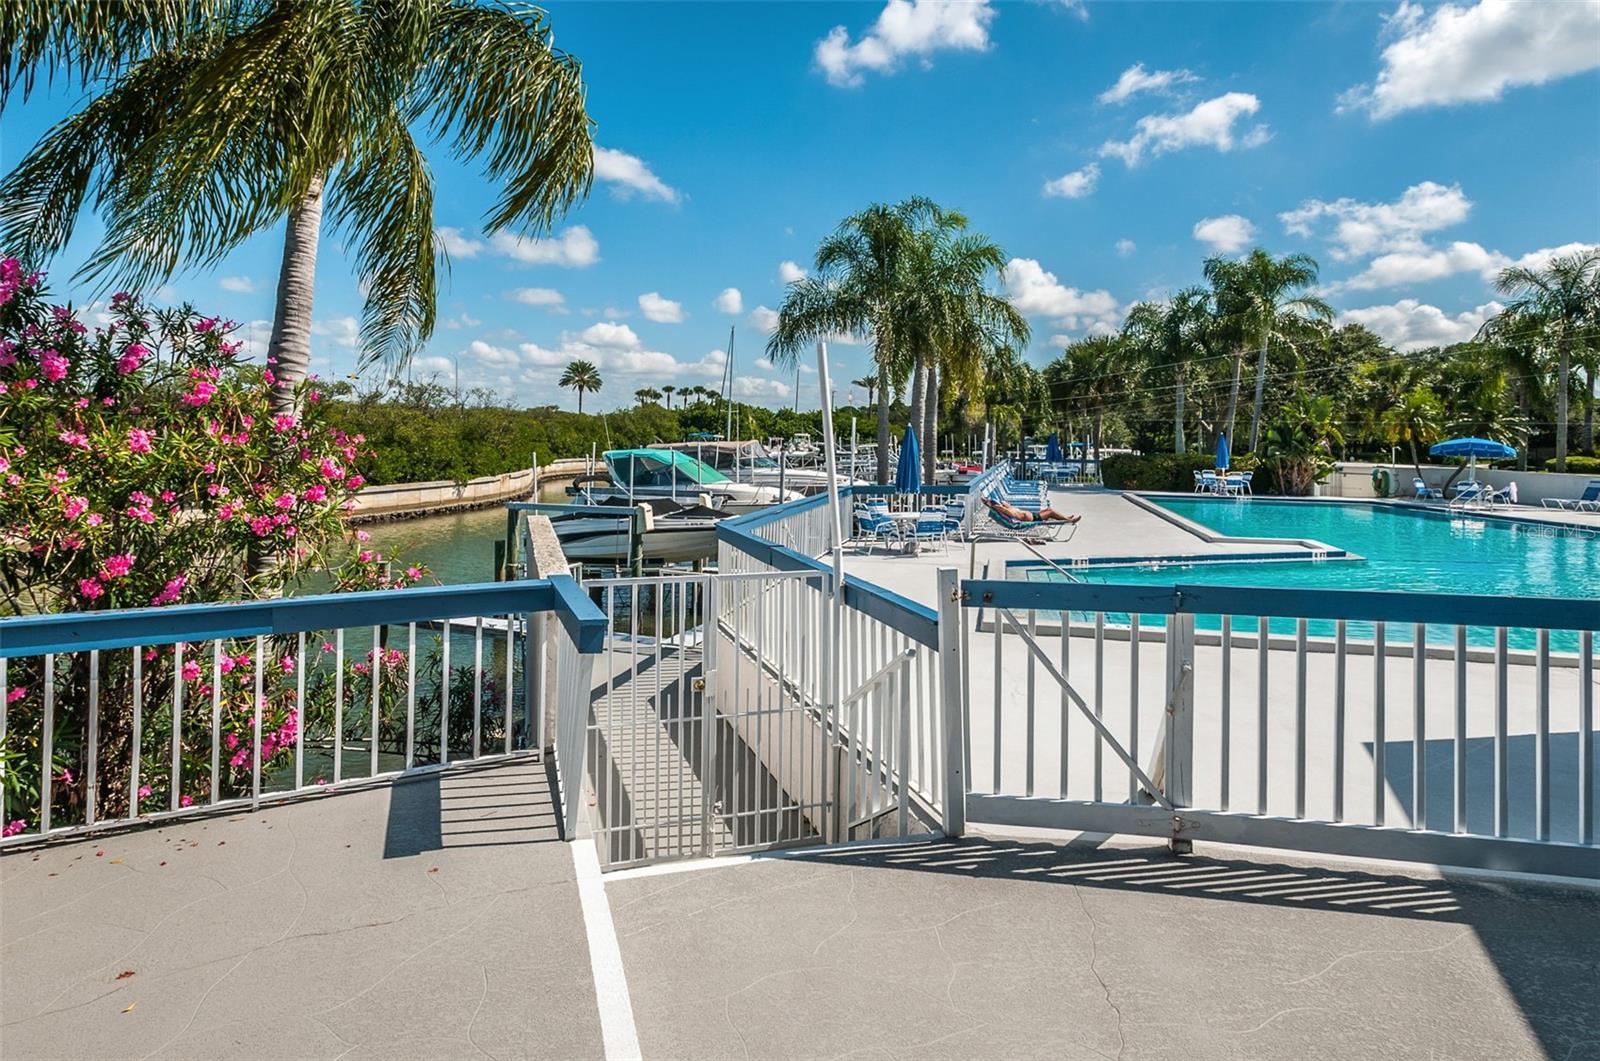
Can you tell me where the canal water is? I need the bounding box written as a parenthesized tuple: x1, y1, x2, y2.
(364, 506, 509, 585)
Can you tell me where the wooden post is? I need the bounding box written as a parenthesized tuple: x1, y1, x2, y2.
(629, 504, 648, 577)
(493, 539, 506, 582)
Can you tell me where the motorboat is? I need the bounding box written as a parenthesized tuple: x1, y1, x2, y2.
(566, 448, 798, 514)
(662, 440, 862, 496)
(549, 496, 726, 564)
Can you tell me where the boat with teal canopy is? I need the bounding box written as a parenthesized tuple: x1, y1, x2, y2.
(567, 448, 798, 513)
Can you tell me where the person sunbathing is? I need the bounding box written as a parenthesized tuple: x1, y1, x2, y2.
(983, 497, 1081, 524)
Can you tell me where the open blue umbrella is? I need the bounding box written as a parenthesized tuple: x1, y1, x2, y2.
(895, 424, 921, 497)
(1215, 431, 1231, 471)
(1428, 437, 1516, 460)
(1045, 432, 1064, 463)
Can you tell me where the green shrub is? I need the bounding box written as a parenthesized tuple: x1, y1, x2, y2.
(1542, 455, 1600, 474)
(1099, 452, 1218, 492)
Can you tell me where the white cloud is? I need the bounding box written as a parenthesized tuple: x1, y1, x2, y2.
(1342, 240, 1504, 290)
(434, 226, 484, 259)
(1042, 162, 1099, 200)
(779, 260, 808, 284)
(1097, 63, 1197, 105)
(1100, 92, 1269, 166)
(1001, 258, 1121, 332)
(753, 356, 775, 370)
(1114, 239, 1137, 257)
(1341, 0, 1600, 120)
(601, 307, 629, 320)
(638, 291, 687, 324)
(441, 311, 482, 329)
(1499, 241, 1599, 275)
(713, 287, 743, 314)
(749, 305, 781, 332)
(1339, 299, 1502, 351)
(465, 339, 523, 367)
(579, 321, 641, 349)
(311, 316, 361, 349)
(733, 376, 794, 401)
(592, 146, 682, 203)
(1192, 214, 1256, 254)
(413, 355, 455, 375)
(489, 226, 599, 268)
(1279, 181, 1473, 260)
(507, 287, 566, 308)
(219, 276, 256, 294)
(814, 0, 996, 88)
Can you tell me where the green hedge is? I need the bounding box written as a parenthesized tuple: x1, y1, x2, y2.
(1542, 455, 1600, 474)
(1099, 452, 1219, 492)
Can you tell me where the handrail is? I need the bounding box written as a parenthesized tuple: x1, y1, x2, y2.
(842, 648, 917, 706)
(962, 578, 1600, 630)
(0, 576, 609, 658)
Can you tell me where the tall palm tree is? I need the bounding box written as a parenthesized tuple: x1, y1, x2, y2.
(1125, 287, 1211, 454)
(661, 384, 676, 408)
(852, 375, 878, 407)
(1046, 335, 1132, 464)
(768, 198, 942, 483)
(560, 359, 602, 413)
(634, 387, 662, 407)
(1487, 247, 1600, 471)
(0, 0, 593, 419)
(1204, 250, 1332, 453)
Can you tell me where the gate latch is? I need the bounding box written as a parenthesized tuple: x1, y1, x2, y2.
(692, 677, 706, 692)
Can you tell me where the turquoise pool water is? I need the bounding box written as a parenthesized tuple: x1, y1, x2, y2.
(1029, 498, 1600, 649)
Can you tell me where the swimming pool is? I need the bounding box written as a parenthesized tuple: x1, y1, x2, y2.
(1026, 497, 1600, 649)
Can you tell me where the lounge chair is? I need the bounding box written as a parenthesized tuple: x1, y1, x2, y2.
(1447, 482, 1489, 510)
(1542, 479, 1600, 512)
(982, 504, 1078, 542)
(1412, 477, 1443, 501)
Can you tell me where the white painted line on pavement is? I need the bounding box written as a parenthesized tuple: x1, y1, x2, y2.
(572, 840, 642, 1061)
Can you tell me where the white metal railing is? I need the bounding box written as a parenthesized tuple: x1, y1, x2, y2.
(961, 577, 1600, 878)
(0, 581, 602, 846)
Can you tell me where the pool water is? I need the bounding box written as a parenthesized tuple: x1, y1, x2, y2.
(1030, 497, 1600, 649)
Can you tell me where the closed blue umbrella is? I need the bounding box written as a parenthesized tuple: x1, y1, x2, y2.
(1045, 432, 1064, 463)
(1216, 431, 1231, 471)
(895, 424, 921, 497)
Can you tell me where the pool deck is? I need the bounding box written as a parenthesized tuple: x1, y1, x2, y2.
(6, 761, 1598, 1061)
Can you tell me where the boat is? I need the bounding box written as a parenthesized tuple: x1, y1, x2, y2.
(549, 496, 726, 564)
(662, 440, 862, 495)
(566, 448, 799, 513)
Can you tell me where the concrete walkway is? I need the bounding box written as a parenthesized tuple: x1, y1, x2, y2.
(0, 760, 603, 1061)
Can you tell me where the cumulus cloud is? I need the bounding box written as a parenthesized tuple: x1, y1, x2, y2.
(779, 260, 808, 284)
(1001, 258, 1121, 332)
(1279, 181, 1472, 260)
(638, 291, 687, 323)
(219, 276, 256, 294)
(1341, 0, 1600, 120)
(1114, 239, 1137, 257)
(1042, 163, 1099, 199)
(1192, 214, 1256, 254)
(592, 146, 682, 203)
(311, 316, 361, 349)
(749, 305, 781, 332)
(507, 287, 566, 309)
(465, 339, 522, 367)
(1340, 240, 1503, 290)
(489, 226, 599, 268)
(1097, 63, 1197, 105)
(1339, 298, 1502, 351)
(1100, 92, 1269, 166)
(814, 0, 996, 88)
(733, 376, 795, 401)
(434, 226, 484, 259)
(441, 311, 482, 329)
(713, 287, 743, 314)
(579, 321, 641, 349)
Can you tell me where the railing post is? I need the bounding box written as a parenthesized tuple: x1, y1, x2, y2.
(936, 567, 966, 836)
(1165, 612, 1195, 853)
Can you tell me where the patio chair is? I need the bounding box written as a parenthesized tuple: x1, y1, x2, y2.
(1412, 477, 1443, 501)
(914, 508, 949, 552)
(1193, 471, 1206, 492)
(1198, 470, 1219, 494)
(854, 506, 898, 554)
(1541, 479, 1600, 512)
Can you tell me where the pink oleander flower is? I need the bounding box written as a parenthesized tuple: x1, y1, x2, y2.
(137, 785, 152, 799)
(225, 733, 239, 750)
(249, 515, 273, 536)
(181, 660, 201, 682)
(58, 430, 90, 449)
(346, 475, 365, 490)
(280, 655, 296, 674)
(406, 566, 421, 580)
(218, 503, 235, 520)
(179, 381, 217, 406)
(1, 820, 25, 838)
(272, 414, 294, 432)
(219, 656, 235, 674)
(275, 492, 295, 510)
(318, 457, 344, 480)
(301, 483, 326, 502)
(358, 550, 373, 563)
(355, 530, 370, 542)
(195, 317, 217, 333)
(322, 641, 335, 653)
(5, 687, 27, 704)
(63, 496, 88, 520)
(127, 428, 154, 455)
(85, 512, 103, 527)
(160, 490, 175, 503)
(180, 794, 194, 807)
(39, 350, 68, 381)
(151, 576, 186, 606)
(57, 768, 73, 784)
(100, 553, 134, 579)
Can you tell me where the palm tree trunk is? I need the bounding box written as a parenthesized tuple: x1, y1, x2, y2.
(1585, 366, 1595, 454)
(1247, 342, 1268, 453)
(1093, 409, 1103, 465)
(908, 351, 927, 454)
(266, 175, 326, 419)
(923, 360, 939, 480)
(1174, 366, 1186, 454)
(577, 389, 584, 414)
(1557, 344, 1570, 472)
(1224, 348, 1244, 449)
(875, 361, 891, 485)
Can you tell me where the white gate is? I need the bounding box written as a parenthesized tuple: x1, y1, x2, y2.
(572, 568, 927, 870)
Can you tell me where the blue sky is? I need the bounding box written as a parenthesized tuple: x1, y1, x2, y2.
(5, 0, 1598, 411)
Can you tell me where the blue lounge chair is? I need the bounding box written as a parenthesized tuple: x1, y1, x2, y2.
(980, 499, 1078, 542)
(1413, 477, 1442, 500)
(1542, 479, 1600, 512)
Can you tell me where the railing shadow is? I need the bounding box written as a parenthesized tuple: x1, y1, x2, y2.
(383, 761, 561, 857)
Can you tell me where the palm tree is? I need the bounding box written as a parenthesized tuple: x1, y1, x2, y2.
(0, 1, 593, 419)
(1380, 385, 1446, 477)
(1125, 287, 1211, 454)
(768, 199, 942, 483)
(661, 385, 676, 408)
(1487, 247, 1600, 471)
(852, 375, 878, 408)
(634, 386, 662, 407)
(561, 360, 602, 413)
(1046, 335, 1132, 464)
(1204, 250, 1332, 453)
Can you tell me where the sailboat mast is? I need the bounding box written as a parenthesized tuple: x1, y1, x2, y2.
(723, 325, 736, 441)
